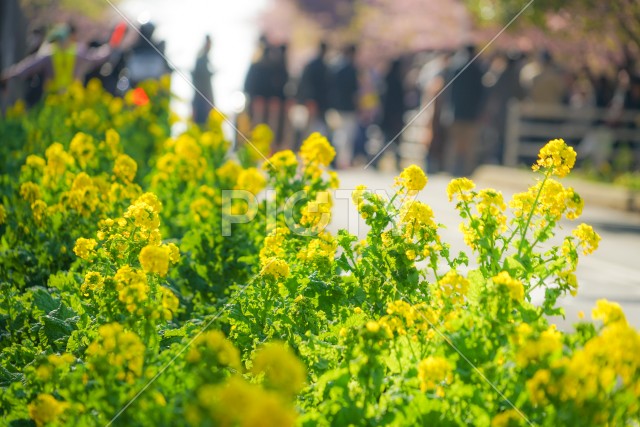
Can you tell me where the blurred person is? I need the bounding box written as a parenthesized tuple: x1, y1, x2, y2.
(125, 21, 171, 89)
(23, 26, 46, 107)
(297, 41, 329, 136)
(483, 51, 524, 163)
(1, 23, 117, 96)
(375, 58, 406, 169)
(328, 44, 359, 169)
(269, 43, 290, 148)
(418, 51, 452, 173)
(446, 44, 485, 177)
(191, 35, 214, 125)
(528, 50, 566, 105)
(244, 39, 273, 125)
(354, 67, 381, 165)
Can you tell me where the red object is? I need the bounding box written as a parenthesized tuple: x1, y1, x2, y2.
(131, 87, 150, 106)
(110, 22, 127, 48)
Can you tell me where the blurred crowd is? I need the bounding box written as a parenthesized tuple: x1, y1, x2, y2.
(0, 20, 171, 106)
(240, 37, 640, 174)
(3, 19, 640, 175)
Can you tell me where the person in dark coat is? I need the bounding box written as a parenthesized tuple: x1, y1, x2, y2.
(191, 35, 214, 125)
(244, 42, 273, 125)
(378, 58, 406, 169)
(297, 41, 329, 135)
(328, 44, 359, 168)
(446, 44, 485, 176)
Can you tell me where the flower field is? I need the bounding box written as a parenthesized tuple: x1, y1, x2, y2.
(0, 81, 639, 427)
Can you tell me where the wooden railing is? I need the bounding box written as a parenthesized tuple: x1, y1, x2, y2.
(503, 101, 640, 166)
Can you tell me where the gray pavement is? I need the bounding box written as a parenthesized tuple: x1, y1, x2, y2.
(330, 169, 640, 330)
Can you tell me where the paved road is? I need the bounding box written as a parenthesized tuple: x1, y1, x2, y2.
(330, 169, 640, 330)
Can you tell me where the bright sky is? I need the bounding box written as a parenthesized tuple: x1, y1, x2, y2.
(119, 0, 269, 119)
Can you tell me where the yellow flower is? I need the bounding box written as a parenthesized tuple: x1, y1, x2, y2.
(190, 197, 213, 222)
(252, 342, 306, 396)
(516, 326, 563, 367)
(186, 330, 241, 369)
(160, 287, 179, 320)
(399, 200, 436, 237)
(265, 150, 298, 171)
(136, 192, 163, 213)
(526, 369, 551, 405)
(476, 188, 506, 216)
(249, 124, 274, 161)
(328, 171, 340, 189)
(44, 142, 75, 177)
(491, 410, 521, 427)
(446, 177, 475, 202)
(300, 192, 332, 231)
(86, 323, 145, 383)
(73, 238, 97, 260)
(592, 299, 626, 325)
(366, 321, 380, 333)
(532, 138, 576, 178)
(31, 200, 47, 225)
(69, 132, 96, 169)
(352, 184, 367, 205)
(572, 223, 600, 255)
(105, 128, 122, 157)
(217, 159, 243, 182)
(235, 167, 267, 195)
(24, 154, 46, 172)
(114, 266, 150, 313)
(113, 154, 138, 182)
(437, 270, 470, 304)
(260, 226, 290, 262)
(139, 245, 170, 276)
(28, 394, 70, 427)
(124, 195, 161, 231)
(167, 243, 180, 264)
(417, 356, 454, 393)
(20, 182, 41, 204)
(81, 271, 104, 296)
(261, 257, 290, 280)
(299, 132, 335, 166)
(492, 271, 525, 302)
(395, 164, 427, 191)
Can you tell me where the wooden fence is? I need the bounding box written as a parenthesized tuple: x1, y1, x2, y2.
(503, 101, 640, 167)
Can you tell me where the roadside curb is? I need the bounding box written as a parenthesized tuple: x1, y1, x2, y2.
(472, 165, 640, 213)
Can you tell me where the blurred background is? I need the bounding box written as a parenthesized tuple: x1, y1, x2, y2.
(3, 0, 640, 179)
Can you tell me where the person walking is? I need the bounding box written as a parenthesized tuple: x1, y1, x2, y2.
(191, 35, 214, 125)
(377, 58, 406, 169)
(446, 44, 485, 177)
(297, 41, 329, 136)
(328, 44, 359, 169)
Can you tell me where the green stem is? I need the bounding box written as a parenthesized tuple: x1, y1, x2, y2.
(517, 173, 550, 259)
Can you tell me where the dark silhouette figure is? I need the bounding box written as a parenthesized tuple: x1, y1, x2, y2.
(377, 58, 406, 169)
(328, 44, 360, 168)
(297, 41, 329, 134)
(125, 22, 171, 88)
(446, 44, 485, 176)
(191, 35, 214, 125)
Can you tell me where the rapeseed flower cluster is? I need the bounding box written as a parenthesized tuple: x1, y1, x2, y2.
(532, 138, 576, 178)
(261, 257, 290, 280)
(86, 322, 145, 384)
(417, 356, 454, 395)
(492, 271, 524, 302)
(299, 132, 335, 167)
(395, 164, 427, 192)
